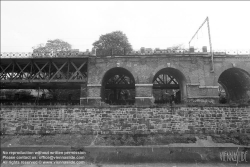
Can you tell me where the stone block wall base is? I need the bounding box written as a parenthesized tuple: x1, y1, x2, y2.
(135, 84, 153, 97)
(80, 98, 104, 106)
(1, 106, 250, 135)
(135, 97, 154, 106)
(186, 97, 219, 105)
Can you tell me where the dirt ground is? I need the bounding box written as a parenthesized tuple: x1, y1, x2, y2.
(1, 134, 250, 167)
(1, 133, 250, 147)
(1, 134, 196, 147)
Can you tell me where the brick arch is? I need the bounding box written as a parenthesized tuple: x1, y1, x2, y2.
(216, 65, 250, 81)
(151, 64, 190, 83)
(152, 67, 187, 103)
(101, 67, 136, 105)
(98, 65, 136, 84)
(218, 67, 250, 102)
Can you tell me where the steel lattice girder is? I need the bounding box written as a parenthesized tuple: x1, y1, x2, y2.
(153, 73, 179, 89)
(0, 57, 88, 89)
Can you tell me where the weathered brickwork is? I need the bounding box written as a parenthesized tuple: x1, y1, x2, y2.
(1, 107, 250, 135)
(84, 55, 250, 105)
(87, 87, 101, 97)
(186, 98, 217, 104)
(135, 86, 152, 97)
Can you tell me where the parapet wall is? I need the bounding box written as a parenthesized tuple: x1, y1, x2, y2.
(1, 106, 250, 135)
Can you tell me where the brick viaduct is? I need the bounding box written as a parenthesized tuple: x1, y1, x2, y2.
(83, 52, 250, 106)
(1, 52, 250, 106)
(1, 51, 250, 135)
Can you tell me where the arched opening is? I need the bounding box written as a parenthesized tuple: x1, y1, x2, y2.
(101, 67, 135, 105)
(218, 68, 250, 103)
(153, 68, 187, 104)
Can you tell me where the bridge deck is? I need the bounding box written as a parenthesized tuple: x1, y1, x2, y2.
(0, 57, 88, 89)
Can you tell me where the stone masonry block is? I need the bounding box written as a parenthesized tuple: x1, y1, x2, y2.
(1, 106, 250, 135)
(87, 86, 101, 97)
(136, 86, 153, 97)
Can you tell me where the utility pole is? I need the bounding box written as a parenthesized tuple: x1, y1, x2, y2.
(189, 17, 214, 72)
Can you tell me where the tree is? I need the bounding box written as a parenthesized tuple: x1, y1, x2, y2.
(32, 39, 72, 57)
(31, 39, 79, 103)
(93, 31, 133, 56)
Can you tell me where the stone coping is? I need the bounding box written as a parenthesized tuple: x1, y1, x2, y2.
(186, 83, 200, 86)
(199, 86, 219, 89)
(187, 84, 220, 88)
(1, 104, 249, 108)
(85, 84, 221, 88)
(135, 97, 154, 99)
(135, 84, 153, 86)
(187, 96, 219, 99)
(87, 84, 102, 87)
(80, 97, 102, 99)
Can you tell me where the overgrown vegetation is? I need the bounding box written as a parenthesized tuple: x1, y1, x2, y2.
(210, 133, 250, 146)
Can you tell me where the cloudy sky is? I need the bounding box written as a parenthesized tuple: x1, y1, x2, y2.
(1, 1, 250, 52)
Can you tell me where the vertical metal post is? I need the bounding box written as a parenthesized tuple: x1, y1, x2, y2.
(30, 60, 33, 81)
(67, 59, 70, 80)
(189, 17, 214, 72)
(48, 60, 51, 81)
(207, 17, 214, 72)
(11, 60, 15, 80)
(37, 86, 40, 105)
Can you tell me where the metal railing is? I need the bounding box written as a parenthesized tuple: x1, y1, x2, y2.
(0, 52, 91, 58)
(1, 49, 249, 58)
(0, 99, 80, 106)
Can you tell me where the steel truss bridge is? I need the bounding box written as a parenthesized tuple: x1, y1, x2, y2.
(0, 57, 88, 89)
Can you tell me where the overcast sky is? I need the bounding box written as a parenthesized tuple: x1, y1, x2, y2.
(1, 1, 250, 52)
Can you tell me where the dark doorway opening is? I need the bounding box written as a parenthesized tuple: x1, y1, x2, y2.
(218, 68, 250, 103)
(153, 68, 186, 104)
(102, 67, 135, 105)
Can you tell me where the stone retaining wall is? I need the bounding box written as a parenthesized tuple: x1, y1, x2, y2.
(1, 106, 250, 134)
